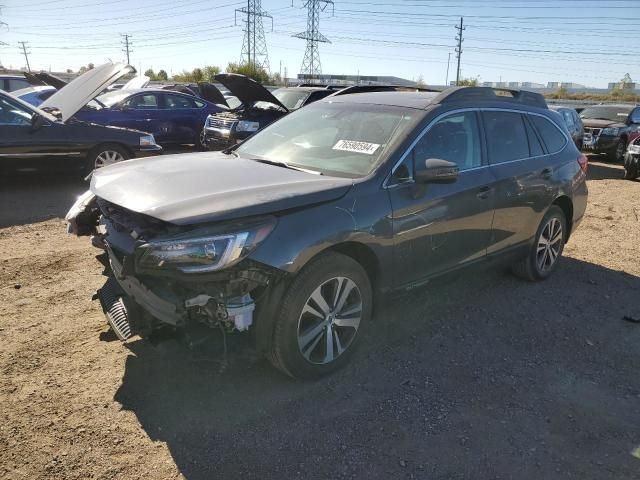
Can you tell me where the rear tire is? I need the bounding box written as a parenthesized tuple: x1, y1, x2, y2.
(269, 252, 372, 379)
(512, 205, 567, 282)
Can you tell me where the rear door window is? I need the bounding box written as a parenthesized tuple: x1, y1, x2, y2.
(164, 94, 196, 109)
(482, 111, 530, 164)
(530, 115, 567, 153)
(524, 116, 545, 156)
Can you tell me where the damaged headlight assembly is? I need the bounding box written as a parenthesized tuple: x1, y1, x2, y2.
(136, 219, 276, 273)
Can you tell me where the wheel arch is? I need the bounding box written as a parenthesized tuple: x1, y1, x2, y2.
(552, 195, 573, 239)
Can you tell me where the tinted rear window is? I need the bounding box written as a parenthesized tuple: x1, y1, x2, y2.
(482, 111, 529, 164)
(524, 116, 545, 156)
(530, 115, 566, 153)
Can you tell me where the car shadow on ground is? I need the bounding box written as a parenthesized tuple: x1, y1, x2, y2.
(586, 159, 624, 181)
(0, 174, 88, 228)
(113, 257, 640, 480)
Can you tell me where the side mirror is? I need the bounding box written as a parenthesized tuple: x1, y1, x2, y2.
(629, 108, 640, 125)
(415, 158, 459, 184)
(31, 113, 45, 131)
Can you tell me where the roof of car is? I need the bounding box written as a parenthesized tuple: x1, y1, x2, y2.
(0, 74, 25, 79)
(323, 91, 440, 109)
(279, 86, 331, 92)
(323, 87, 549, 110)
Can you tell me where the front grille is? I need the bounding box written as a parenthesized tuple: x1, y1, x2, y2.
(97, 198, 169, 241)
(207, 116, 237, 130)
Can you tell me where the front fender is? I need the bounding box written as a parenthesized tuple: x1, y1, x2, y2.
(248, 185, 394, 289)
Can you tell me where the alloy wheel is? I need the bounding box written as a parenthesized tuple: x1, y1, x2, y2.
(94, 150, 125, 169)
(199, 129, 207, 148)
(297, 276, 362, 365)
(536, 217, 563, 273)
(616, 141, 626, 162)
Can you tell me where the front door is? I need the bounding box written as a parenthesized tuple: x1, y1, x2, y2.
(0, 96, 76, 172)
(388, 110, 497, 287)
(114, 93, 165, 140)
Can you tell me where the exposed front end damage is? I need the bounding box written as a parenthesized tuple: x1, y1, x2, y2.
(66, 192, 285, 343)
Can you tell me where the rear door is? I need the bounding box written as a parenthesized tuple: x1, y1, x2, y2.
(160, 93, 203, 144)
(483, 110, 557, 255)
(389, 110, 496, 286)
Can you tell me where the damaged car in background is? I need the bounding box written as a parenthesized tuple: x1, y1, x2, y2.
(0, 63, 161, 175)
(67, 86, 587, 379)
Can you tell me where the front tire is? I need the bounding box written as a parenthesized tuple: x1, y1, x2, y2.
(85, 144, 129, 176)
(269, 252, 372, 379)
(512, 205, 567, 282)
(613, 138, 627, 163)
(623, 156, 639, 180)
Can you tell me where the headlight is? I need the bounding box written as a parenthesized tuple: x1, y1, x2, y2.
(136, 220, 275, 273)
(628, 144, 640, 154)
(236, 121, 260, 132)
(601, 127, 619, 136)
(139, 135, 156, 146)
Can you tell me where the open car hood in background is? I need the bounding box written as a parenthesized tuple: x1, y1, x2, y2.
(197, 82, 228, 106)
(40, 62, 135, 122)
(121, 75, 150, 90)
(214, 73, 288, 111)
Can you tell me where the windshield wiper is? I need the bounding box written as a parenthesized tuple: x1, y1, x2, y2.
(251, 158, 322, 175)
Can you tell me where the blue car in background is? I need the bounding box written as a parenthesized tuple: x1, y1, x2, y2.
(14, 85, 57, 106)
(74, 89, 225, 148)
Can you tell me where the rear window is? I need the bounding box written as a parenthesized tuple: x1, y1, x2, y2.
(530, 115, 566, 153)
(482, 111, 529, 164)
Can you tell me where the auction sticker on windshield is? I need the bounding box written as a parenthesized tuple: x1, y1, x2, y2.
(333, 140, 380, 155)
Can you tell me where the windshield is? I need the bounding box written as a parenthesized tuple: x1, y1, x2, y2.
(272, 89, 311, 110)
(236, 102, 419, 177)
(580, 105, 632, 122)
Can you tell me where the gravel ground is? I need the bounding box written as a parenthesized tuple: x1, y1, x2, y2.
(1, 160, 639, 480)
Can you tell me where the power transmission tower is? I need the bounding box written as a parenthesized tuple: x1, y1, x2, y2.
(454, 17, 465, 86)
(18, 41, 31, 72)
(293, 0, 334, 79)
(235, 0, 273, 72)
(121, 34, 132, 65)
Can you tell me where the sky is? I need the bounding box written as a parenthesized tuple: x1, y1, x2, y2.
(0, 0, 638, 88)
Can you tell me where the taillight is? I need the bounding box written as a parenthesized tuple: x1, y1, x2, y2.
(577, 153, 588, 173)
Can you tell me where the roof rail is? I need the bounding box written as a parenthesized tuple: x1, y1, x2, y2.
(434, 86, 547, 108)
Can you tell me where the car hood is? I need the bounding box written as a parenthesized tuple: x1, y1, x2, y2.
(581, 118, 625, 128)
(41, 62, 135, 122)
(121, 75, 150, 90)
(198, 82, 228, 106)
(90, 151, 353, 225)
(214, 73, 288, 111)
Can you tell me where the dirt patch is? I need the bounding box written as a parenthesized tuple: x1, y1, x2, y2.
(1, 161, 639, 479)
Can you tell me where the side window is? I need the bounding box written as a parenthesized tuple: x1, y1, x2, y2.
(164, 94, 195, 109)
(412, 111, 482, 171)
(8, 79, 30, 92)
(194, 99, 205, 108)
(0, 97, 32, 125)
(524, 116, 545, 157)
(390, 157, 413, 184)
(530, 115, 567, 153)
(124, 94, 159, 110)
(482, 111, 529, 164)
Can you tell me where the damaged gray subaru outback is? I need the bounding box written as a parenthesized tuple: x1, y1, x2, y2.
(67, 87, 588, 379)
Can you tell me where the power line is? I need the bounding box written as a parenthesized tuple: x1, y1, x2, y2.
(18, 40, 31, 72)
(293, 0, 334, 77)
(121, 33, 132, 64)
(235, 0, 273, 71)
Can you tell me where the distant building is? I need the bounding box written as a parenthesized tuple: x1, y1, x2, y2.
(608, 81, 636, 91)
(296, 73, 415, 87)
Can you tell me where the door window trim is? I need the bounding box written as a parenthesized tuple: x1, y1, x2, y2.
(384, 107, 569, 188)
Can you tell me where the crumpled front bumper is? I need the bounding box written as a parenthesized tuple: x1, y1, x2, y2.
(107, 246, 184, 326)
